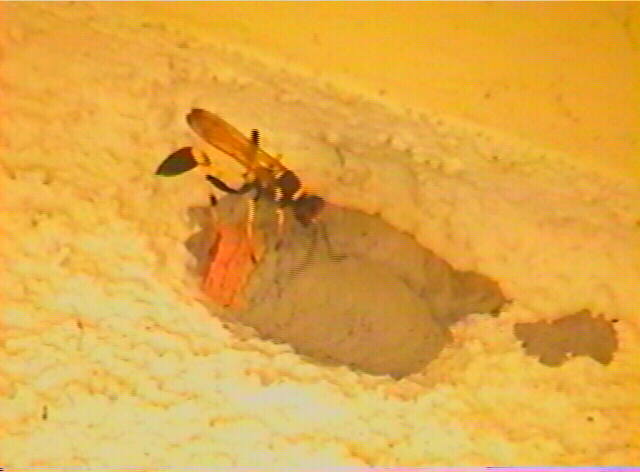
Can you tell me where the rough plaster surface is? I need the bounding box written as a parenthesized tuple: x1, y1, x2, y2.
(1, 3, 640, 468)
(125, 2, 640, 181)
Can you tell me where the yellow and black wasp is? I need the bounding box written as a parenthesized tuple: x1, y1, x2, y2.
(156, 108, 325, 245)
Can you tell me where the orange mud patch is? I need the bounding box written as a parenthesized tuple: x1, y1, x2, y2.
(202, 222, 263, 309)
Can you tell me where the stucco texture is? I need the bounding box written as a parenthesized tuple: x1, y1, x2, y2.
(1, 3, 639, 468)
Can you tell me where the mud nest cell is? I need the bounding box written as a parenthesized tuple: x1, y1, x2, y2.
(187, 195, 507, 378)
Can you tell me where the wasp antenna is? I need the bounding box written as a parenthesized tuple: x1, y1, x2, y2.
(251, 129, 260, 147)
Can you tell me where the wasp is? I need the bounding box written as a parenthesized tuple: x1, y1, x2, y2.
(156, 109, 325, 247)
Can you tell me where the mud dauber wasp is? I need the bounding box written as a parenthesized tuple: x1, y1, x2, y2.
(156, 108, 325, 246)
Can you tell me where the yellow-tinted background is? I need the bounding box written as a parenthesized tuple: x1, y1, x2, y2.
(125, 1, 640, 182)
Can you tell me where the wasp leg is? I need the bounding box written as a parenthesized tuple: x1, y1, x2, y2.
(318, 221, 346, 262)
(272, 185, 286, 249)
(246, 188, 262, 263)
(246, 197, 255, 245)
(288, 221, 319, 279)
(275, 207, 285, 250)
(206, 175, 252, 195)
(246, 197, 256, 263)
(204, 193, 218, 226)
(206, 175, 254, 228)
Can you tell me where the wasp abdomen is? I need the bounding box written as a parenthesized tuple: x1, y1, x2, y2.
(294, 195, 325, 226)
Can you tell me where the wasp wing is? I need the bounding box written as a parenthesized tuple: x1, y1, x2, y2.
(155, 147, 198, 176)
(187, 108, 285, 172)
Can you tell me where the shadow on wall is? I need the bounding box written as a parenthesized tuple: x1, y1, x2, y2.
(187, 196, 618, 378)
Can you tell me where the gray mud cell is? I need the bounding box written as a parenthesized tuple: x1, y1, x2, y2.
(187, 196, 507, 378)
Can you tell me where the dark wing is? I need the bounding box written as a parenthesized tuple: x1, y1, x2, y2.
(186, 108, 285, 172)
(155, 147, 198, 176)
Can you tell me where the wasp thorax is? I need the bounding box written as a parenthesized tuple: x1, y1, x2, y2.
(275, 170, 302, 201)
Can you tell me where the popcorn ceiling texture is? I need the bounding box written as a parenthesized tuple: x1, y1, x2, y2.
(1, 3, 640, 467)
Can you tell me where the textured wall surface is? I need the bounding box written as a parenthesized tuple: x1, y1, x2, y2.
(126, 2, 640, 182)
(1, 3, 639, 468)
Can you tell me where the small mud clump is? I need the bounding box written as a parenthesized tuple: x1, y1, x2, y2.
(515, 311, 618, 366)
